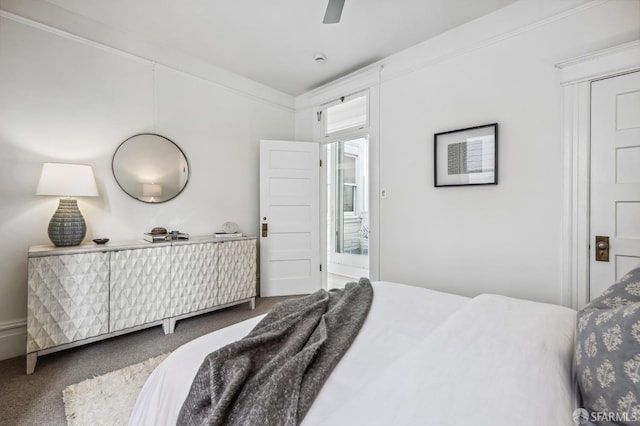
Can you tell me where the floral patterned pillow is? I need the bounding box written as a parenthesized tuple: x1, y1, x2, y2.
(575, 265, 640, 425)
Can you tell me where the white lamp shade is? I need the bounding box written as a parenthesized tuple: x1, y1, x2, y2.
(36, 163, 99, 197)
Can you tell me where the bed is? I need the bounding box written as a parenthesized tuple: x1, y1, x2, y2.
(130, 280, 577, 425)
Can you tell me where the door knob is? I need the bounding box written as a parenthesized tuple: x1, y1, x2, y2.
(595, 236, 609, 262)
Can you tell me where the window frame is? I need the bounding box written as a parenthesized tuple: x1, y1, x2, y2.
(320, 90, 369, 140)
(341, 152, 358, 216)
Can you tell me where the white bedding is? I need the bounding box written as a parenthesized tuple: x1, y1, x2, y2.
(129, 282, 576, 426)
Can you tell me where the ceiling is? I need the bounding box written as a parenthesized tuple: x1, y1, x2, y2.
(1, 0, 520, 96)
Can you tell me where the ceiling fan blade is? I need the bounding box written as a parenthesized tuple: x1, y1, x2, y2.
(323, 0, 345, 24)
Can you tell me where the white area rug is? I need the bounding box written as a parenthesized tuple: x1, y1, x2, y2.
(62, 353, 169, 426)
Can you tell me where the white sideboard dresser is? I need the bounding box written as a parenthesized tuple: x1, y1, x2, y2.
(26, 235, 256, 374)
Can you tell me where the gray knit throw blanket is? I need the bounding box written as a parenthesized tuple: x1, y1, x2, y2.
(177, 278, 374, 426)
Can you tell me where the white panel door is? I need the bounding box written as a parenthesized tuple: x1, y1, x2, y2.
(260, 140, 321, 296)
(590, 71, 640, 300)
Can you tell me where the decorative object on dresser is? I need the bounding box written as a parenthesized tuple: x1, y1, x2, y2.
(216, 221, 243, 237)
(143, 233, 172, 243)
(221, 221, 241, 233)
(434, 123, 498, 187)
(143, 229, 189, 242)
(26, 235, 257, 374)
(214, 232, 243, 238)
(112, 133, 190, 204)
(36, 162, 99, 247)
(169, 230, 189, 240)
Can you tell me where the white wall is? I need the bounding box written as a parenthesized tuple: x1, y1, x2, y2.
(296, 0, 640, 304)
(0, 15, 294, 359)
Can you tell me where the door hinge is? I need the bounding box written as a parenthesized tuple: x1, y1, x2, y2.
(317, 111, 322, 122)
(320, 264, 322, 272)
(320, 159, 323, 167)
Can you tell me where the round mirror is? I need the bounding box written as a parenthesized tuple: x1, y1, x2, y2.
(112, 134, 189, 203)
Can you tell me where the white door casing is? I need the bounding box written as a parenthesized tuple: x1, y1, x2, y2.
(259, 140, 321, 296)
(558, 40, 640, 309)
(590, 71, 640, 300)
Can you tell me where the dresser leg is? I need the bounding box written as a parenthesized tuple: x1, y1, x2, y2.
(250, 297, 256, 310)
(26, 352, 37, 375)
(162, 318, 176, 334)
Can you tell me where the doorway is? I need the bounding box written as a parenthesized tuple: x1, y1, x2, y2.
(326, 137, 369, 289)
(558, 42, 640, 309)
(259, 140, 322, 296)
(589, 70, 640, 300)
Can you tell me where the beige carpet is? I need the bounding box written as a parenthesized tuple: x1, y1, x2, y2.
(62, 353, 169, 426)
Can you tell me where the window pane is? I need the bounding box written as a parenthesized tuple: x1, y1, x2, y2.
(343, 185, 355, 213)
(343, 155, 356, 184)
(326, 95, 367, 134)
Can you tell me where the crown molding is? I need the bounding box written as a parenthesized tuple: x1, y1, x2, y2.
(556, 40, 640, 86)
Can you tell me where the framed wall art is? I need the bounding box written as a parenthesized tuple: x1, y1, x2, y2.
(434, 123, 498, 187)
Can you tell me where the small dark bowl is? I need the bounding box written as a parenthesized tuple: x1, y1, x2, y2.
(93, 238, 110, 245)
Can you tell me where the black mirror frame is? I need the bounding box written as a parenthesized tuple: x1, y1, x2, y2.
(112, 133, 190, 204)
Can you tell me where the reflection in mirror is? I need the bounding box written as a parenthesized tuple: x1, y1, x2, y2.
(112, 134, 189, 203)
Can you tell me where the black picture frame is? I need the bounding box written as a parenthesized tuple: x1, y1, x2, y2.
(434, 123, 498, 187)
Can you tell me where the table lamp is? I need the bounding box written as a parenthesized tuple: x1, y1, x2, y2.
(36, 163, 99, 247)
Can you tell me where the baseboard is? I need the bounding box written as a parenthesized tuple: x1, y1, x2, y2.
(0, 319, 26, 361)
(327, 263, 368, 279)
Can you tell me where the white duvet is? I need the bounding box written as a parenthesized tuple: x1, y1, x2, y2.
(129, 282, 576, 426)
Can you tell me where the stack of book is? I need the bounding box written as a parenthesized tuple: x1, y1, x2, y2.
(143, 232, 189, 242)
(214, 232, 243, 238)
(143, 233, 171, 243)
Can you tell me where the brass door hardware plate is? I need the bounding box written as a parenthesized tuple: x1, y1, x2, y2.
(595, 235, 609, 262)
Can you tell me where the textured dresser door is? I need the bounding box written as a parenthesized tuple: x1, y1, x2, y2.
(218, 239, 257, 305)
(109, 246, 172, 332)
(172, 242, 219, 316)
(27, 252, 110, 353)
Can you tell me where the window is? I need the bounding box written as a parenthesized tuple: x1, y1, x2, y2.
(322, 92, 368, 138)
(342, 154, 357, 214)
